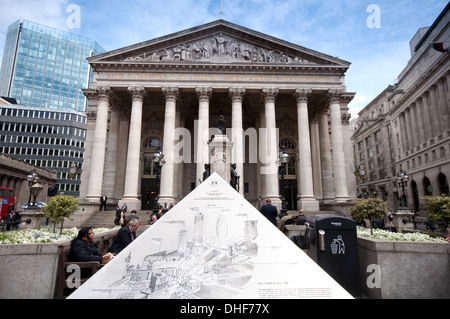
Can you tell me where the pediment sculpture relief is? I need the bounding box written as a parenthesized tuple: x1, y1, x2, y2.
(123, 33, 316, 65)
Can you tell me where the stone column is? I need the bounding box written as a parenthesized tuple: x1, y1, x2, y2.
(229, 87, 246, 195)
(159, 87, 179, 204)
(86, 86, 112, 202)
(399, 112, 409, 153)
(258, 107, 266, 200)
(404, 108, 414, 152)
(409, 104, 419, 151)
(429, 85, 442, 136)
(121, 87, 146, 210)
(415, 97, 426, 145)
(195, 87, 212, 186)
(103, 99, 121, 198)
(328, 90, 349, 202)
(437, 78, 450, 132)
(422, 92, 434, 140)
(261, 88, 281, 208)
(319, 112, 334, 200)
(294, 89, 319, 210)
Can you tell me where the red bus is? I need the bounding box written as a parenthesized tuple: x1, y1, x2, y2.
(0, 187, 16, 221)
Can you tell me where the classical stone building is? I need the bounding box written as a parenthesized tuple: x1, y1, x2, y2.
(0, 154, 56, 208)
(79, 20, 356, 214)
(352, 3, 450, 212)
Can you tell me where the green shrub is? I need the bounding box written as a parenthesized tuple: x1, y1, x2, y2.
(42, 195, 79, 235)
(350, 198, 388, 234)
(423, 195, 450, 231)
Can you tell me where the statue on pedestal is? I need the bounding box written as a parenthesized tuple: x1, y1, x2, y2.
(217, 111, 226, 135)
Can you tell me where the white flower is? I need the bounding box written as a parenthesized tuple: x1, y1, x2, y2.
(0, 227, 113, 245)
(357, 228, 446, 242)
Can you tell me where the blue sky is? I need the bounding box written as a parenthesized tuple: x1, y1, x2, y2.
(0, 0, 448, 119)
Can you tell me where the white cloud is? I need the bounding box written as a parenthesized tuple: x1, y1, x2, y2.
(0, 0, 69, 61)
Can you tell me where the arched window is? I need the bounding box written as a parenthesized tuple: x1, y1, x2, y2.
(438, 173, 449, 196)
(144, 139, 160, 149)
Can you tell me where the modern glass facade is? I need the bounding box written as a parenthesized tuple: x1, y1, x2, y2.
(0, 20, 104, 111)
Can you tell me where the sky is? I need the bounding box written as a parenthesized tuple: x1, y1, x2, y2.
(0, 0, 448, 119)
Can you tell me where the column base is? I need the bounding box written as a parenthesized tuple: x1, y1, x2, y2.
(297, 198, 320, 212)
(119, 198, 141, 212)
(86, 195, 101, 203)
(265, 196, 282, 211)
(157, 196, 176, 207)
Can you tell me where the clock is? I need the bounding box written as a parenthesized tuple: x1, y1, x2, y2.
(68, 163, 82, 178)
(359, 169, 366, 176)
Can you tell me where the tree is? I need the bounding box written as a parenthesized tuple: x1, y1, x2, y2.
(42, 195, 79, 235)
(423, 195, 450, 231)
(350, 198, 388, 235)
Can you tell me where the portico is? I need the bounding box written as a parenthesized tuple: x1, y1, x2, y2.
(79, 20, 356, 213)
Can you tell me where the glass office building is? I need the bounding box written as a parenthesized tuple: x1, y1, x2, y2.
(0, 20, 104, 111)
(0, 20, 104, 197)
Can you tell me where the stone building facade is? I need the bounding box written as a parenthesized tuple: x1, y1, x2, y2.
(352, 4, 450, 212)
(79, 20, 356, 213)
(0, 154, 56, 208)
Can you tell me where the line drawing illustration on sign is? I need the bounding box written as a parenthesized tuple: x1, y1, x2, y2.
(68, 173, 353, 299)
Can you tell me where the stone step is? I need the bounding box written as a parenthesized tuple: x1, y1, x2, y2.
(83, 210, 156, 229)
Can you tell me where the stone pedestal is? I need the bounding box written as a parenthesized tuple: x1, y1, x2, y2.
(208, 134, 234, 184)
(392, 209, 415, 233)
(21, 208, 45, 229)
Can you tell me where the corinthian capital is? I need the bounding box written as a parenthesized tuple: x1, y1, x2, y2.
(96, 86, 113, 102)
(229, 88, 246, 102)
(294, 88, 312, 103)
(262, 88, 279, 103)
(327, 89, 344, 103)
(162, 87, 180, 102)
(128, 87, 146, 101)
(196, 87, 213, 102)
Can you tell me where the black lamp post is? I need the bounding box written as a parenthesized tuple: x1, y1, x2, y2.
(397, 169, 410, 209)
(278, 146, 290, 215)
(26, 169, 41, 208)
(152, 146, 165, 211)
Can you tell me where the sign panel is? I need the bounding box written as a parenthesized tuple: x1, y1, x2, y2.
(68, 173, 352, 299)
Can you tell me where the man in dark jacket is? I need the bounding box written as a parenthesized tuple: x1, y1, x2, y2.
(71, 227, 111, 263)
(109, 218, 140, 254)
(259, 198, 278, 226)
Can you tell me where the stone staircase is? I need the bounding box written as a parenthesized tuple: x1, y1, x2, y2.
(83, 210, 154, 229)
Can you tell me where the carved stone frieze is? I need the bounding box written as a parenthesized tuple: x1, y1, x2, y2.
(122, 33, 317, 65)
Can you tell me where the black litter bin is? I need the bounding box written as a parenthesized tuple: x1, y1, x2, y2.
(305, 215, 361, 298)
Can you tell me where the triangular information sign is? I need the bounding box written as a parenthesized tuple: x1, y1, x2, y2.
(68, 173, 352, 299)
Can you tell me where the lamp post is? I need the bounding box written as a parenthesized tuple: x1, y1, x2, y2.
(26, 169, 40, 208)
(152, 146, 165, 211)
(278, 146, 290, 215)
(397, 169, 410, 209)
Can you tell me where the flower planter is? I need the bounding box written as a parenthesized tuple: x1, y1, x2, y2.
(357, 236, 450, 299)
(0, 228, 118, 299)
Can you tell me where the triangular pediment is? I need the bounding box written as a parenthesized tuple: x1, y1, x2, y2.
(89, 20, 350, 68)
(68, 173, 352, 299)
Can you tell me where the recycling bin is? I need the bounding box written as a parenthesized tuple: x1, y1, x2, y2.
(305, 215, 361, 298)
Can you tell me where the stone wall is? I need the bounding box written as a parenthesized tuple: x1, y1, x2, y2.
(0, 228, 118, 299)
(358, 236, 450, 299)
